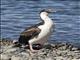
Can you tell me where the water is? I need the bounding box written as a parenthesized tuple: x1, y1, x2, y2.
(1, 0, 80, 47)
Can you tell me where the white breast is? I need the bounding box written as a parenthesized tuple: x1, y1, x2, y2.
(31, 18, 53, 45)
(38, 22, 53, 39)
(29, 12, 53, 45)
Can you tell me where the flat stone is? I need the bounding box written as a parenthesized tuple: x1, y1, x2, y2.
(45, 57, 54, 60)
(74, 51, 80, 53)
(5, 48, 18, 53)
(1, 54, 10, 60)
(72, 58, 79, 60)
(71, 47, 78, 51)
(11, 55, 22, 60)
(54, 56, 64, 60)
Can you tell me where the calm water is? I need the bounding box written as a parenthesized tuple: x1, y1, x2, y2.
(1, 0, 80, 47)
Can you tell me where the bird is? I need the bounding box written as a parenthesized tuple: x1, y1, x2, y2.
(17, 9, 55, 52)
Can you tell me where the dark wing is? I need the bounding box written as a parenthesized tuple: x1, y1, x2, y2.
(18, 27, 41, 45)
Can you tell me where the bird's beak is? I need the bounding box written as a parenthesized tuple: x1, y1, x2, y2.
(48, 9, 56, 13)
(48, 9, 63, 13)
(47, 9, 53, 13)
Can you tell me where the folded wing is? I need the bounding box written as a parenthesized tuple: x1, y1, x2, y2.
(18, 27, 41, 45)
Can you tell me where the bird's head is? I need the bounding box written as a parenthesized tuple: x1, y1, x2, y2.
(40, 9, 54, 16)
(40, 9, 55, 20)
(40, 9, 63, 21)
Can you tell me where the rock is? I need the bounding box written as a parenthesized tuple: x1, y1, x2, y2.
(5, 48, 18, 53)
(0, 40, 80, 60)
(54, 56, 64, 60)
(1, 54, 11, 60)
(72, 58, 79, 60)
(74, 50, 80, 53)
(71, 47, 78, 51)
(45, 57, 55, 60)
(12, 40, 18, 44)
(11, 55, 21, 60)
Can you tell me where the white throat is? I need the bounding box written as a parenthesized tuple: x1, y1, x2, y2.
(40, 12, 53, 24)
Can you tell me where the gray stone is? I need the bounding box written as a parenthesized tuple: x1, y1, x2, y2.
(5, 48, 18, 53)
(72, 58, 79, 60)
(54, 56, 64, 60)
(1, 54, 10, 60)
(11, 55, 21, 60)
(71, 47, 78, 51)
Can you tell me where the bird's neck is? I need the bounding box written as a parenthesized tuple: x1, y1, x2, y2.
(40, 12, 53, 24)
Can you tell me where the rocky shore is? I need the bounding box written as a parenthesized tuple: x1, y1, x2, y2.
(0, 39, 80, 60)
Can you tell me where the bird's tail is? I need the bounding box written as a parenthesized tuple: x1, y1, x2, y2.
(12, 40, 22, 47)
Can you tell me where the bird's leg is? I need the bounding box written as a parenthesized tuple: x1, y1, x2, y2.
(29, 43, 38, 53)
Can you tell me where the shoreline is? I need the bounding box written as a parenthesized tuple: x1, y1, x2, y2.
(0, 39, 80, 60)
